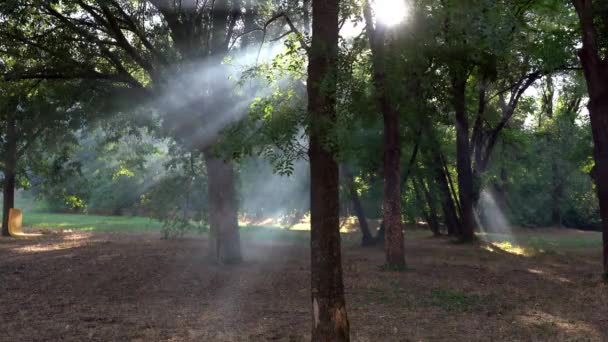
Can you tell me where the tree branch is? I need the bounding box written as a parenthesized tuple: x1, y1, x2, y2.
(256, 12, 310, 58)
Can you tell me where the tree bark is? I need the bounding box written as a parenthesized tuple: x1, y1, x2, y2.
(589, 98, 608, 275)
(203, 150, 242, 263)
(382, 106, 404, 265)
(195, 1, 243, 264)
(572, 0, 608, 274)
(364, 2, 406, 268)
(422, 179, 441, 236)
(343, 166, 374, 246)
(451, 74, 477, 242)
(441, 154, 462, 220)
(416, 103, 461, 236)
(414, 177, 440, 236)
(1, 116, 17, 237)
(308, 0, 350, 339)
(426, 150, 462, 236)
(551, 161, 563, 226)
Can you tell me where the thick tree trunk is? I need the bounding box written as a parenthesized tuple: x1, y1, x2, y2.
(589, 99, 608, 275)
(573, 0, 608, 275)
(452, 75, 477, 242)
(343, 166, 374, 246)
(308, 0, 350, 340)
(203, 150, 242, 263)
(2, 116, 17, 237)
(382, 106, 405, 266)
(2, 171, 16, 237)
(586, 96, 608, 274)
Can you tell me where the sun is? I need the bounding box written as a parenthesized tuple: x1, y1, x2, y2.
(373, 0, 408, 27)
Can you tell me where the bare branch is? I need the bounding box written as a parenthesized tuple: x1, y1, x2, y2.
(106, 0, 168, 66)
(254, 12, 310, 60)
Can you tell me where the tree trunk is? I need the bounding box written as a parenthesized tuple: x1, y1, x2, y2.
(586, 96, 608, 274)
(551, 161, 563, 226)
(422, 179, 441, 236)
(343, 166, 374, 246)
(203, 150, 242, 263)
(589, 99, 608, 275)
(363, 4, 405, 269)
(573, 0, 608, 274)
(452, 75, 477, 242)
(308, 0, 350, 340)
(2, 116, 17, 237)
(584, 93, 608, 275)
(414, 177, 440, 236)
(427, 151, 461, 236)
(441, 153, 463, 220)
(382, 90, 405, 267)
(417, 104, 461, 236)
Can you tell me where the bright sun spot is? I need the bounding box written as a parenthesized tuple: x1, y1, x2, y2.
(374, 0, 408, 27)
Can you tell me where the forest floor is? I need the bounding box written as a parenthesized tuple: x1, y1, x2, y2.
(0, 223, 607, 341)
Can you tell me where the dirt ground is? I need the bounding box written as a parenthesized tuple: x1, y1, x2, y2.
(0, 227, 607, 341)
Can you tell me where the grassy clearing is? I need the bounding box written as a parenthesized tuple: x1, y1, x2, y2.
(23, 212, 164, 232)
(21, 212, 310, 240)
(429, 289, 484, 312)
(20, 212, 603, 252)
(480, 230, 602, 255)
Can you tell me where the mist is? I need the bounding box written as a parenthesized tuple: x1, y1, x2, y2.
(476, 189, 515, 244)
(145, 41, 289, 150)
(239, 158, 310, 227)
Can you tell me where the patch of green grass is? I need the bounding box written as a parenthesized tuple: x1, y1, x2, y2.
(360, 281, 412, 306)
(430, 289, 483, 312)
(524, 236, 602, 249)
(482, 232, 602, 252)
(23, 212, 164, 232)
(21, 212, 314, 239)
(379, 262, 408, 272)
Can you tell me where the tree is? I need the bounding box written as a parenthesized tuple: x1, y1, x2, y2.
(343, 164, 375, 246)
(0, 79, 88, 236)
(308, 0, 350, 339)
(363, 0, 406, 268)
(413, 176, 440, 236)
(571, 0, 608, 275)
(421, 0, 576, 241)
(0, 0, 252, 261)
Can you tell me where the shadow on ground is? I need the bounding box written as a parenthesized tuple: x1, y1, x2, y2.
(0, 227, 606, 341)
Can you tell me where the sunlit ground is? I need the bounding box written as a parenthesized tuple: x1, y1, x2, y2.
(478, 229, 602, 257)
(12, 236, 91, 254)
(13, 212, 603, 256)
(239, 214, 365, 233)
(483, 241, 533, 256)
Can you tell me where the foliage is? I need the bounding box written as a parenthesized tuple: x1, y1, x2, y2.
(33, 127, 166, 214)
(139, 145, 209, 239)
(0, 0, 603, 234)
